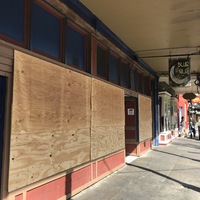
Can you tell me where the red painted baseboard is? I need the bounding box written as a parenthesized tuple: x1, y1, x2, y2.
(16, 151, 125, 200)
(126, 139, 152, 156)
(97, 151, 125, 177)
(126, 144, 137, 155)
(140, 140, 151, 153)
(26, 177, 66, 200)
(67, 165, 91, 193)
(15, 194, 23, 200)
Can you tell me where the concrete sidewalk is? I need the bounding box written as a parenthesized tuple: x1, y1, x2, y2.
(70, 137, 200, 200)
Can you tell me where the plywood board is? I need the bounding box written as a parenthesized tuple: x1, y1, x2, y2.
(138, 95, 152, 142)
(91, 79, 125, 159)
(91, 126, 125, 160)
(9, 51, 91, 191)
(92, 79, 124, 127)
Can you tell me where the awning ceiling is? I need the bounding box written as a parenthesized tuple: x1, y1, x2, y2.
(79, 0, 200, 94)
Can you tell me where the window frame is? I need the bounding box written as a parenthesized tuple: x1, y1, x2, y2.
(30, 0, 64, 62)
(96, 42, 108, 80)
(119, 59, 130, 88)
(147, 76, 152, 96)
(108, 50, 120, 84)
(0, 0, 28, 48)
(65, 20, 88, 71)
(137, 71, 144, 94)
(134, 69, 139, 92)
(130, 65, 137, 91)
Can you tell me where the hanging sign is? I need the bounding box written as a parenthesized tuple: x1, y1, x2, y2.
(169, 57, 190, 87)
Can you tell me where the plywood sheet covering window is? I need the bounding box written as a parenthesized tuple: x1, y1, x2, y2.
(138, 95, 152, 142)
(91, 79, 125, 160)
(9, 51, 91, 191)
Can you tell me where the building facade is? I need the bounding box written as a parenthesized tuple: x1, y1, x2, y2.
(178, 95, 189, 133)
(0, 1, 159, 199)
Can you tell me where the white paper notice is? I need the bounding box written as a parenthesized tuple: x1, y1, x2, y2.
(128, 108, 134, 115)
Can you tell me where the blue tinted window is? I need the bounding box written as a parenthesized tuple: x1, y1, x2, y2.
(138, 73, 143, 93)
(144, 76, 151, 95)
(0, 0, 24, 43)
(130, 68, 135, 90)
(134, 70, 138, 91)
(97, 45, 107, 78)
(120, 62, 129, 87)
(65, 25, 85, 69)
(30, 2, 61, 59)
(109, 54, 119, 83)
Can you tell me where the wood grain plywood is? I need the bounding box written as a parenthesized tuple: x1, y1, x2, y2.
(138, 95, 152, 142)
(91, 79, 125, 160)
(9, 51, 91, 191)
(91, 126, 125, 160)
(92, 79, 124, 127)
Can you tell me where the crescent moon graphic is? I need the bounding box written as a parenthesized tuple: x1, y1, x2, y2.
(170, 66, 188, 85)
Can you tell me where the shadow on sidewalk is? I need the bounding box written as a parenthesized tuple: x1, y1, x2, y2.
(152, 149, 200, 163)
(188, 152, 200, 154)
(171, 140, 200, 150)
(127, 163, 200, 193)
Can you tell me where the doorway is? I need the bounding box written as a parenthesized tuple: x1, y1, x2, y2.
(0, 75, 6, 197)
(125, 96, 138, 156)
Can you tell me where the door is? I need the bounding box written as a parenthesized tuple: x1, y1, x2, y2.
(0, 76, 6, 196)
(125, 97, 138, 155)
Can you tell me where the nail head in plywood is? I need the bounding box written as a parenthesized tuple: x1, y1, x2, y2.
(9, 51, 91, 191)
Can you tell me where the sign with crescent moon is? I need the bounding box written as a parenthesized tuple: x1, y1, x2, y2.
(169, 58, 190, 87)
